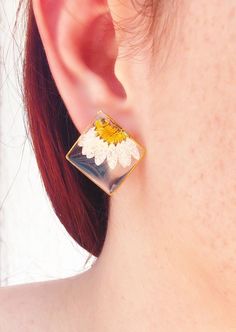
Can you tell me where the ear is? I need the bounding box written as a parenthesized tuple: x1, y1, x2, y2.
(32, 0, 130, 132)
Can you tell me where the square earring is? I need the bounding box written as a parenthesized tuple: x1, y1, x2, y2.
(65, 110, 145, 195)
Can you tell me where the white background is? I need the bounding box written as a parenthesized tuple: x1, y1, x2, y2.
(0, 0, 94, 286)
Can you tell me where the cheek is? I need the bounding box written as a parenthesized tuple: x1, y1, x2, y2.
(193, 113, 236, 250)
(191, 175, 236, 273)
(188, 179, 236, 300)
(178, 112, 236, 297)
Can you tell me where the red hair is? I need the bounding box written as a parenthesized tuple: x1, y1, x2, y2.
(22, 0, 165, 257)
(23, 2, 109, 257)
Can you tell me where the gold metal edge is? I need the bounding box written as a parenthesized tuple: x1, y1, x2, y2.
(66, 147, 146, 196)
(65, 157, 112, 196)
(65, 110, 101, 161)
(65, 109, 147, 196)
(109, 145, 146, 195)
(97, 109, 146, 153)
(65, 109, 146, 159)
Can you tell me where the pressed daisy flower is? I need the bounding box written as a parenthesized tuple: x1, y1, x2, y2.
(78, 118, 141, 170)
(66, 110, 145, 195)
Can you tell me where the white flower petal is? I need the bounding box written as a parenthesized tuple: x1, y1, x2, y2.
(117, 141, 131, 167)
(81, 144, 88, 155)
(107, 143, 118, 170)
(126, 138, 140, 160)
(86, 148, 96, 159)
(85, 127, 96, 137)
(82, 135, 99, 157)
(78, 127, 96, 147)
(78, 135, 85, 147)
(94, 140, 109, 166)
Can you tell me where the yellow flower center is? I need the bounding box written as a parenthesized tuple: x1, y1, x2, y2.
(94, 119, 128, 144)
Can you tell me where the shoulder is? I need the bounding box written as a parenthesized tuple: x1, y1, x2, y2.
(0, 278, 72, 332)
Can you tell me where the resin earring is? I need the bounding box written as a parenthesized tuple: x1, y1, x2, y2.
(65, 110, 145, 195)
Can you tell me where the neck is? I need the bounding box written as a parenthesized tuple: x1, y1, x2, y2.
(84, 118, 236, 331)
(87, 190, 236, 331)
(71, 1, 236, 327)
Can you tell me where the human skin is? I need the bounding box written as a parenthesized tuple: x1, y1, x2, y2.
(1, 0, 236, 331)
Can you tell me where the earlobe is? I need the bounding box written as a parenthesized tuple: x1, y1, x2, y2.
(32, 0, 127, 132)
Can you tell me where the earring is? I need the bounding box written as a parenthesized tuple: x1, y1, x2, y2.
(65, 110, 145, 195)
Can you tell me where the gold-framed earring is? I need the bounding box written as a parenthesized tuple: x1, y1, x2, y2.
(65, 110, 145, 195)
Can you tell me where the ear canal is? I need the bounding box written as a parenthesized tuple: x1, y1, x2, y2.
(80, 12, 127, 99)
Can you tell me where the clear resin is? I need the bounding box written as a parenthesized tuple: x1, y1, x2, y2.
(65, 110, 145, 195)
